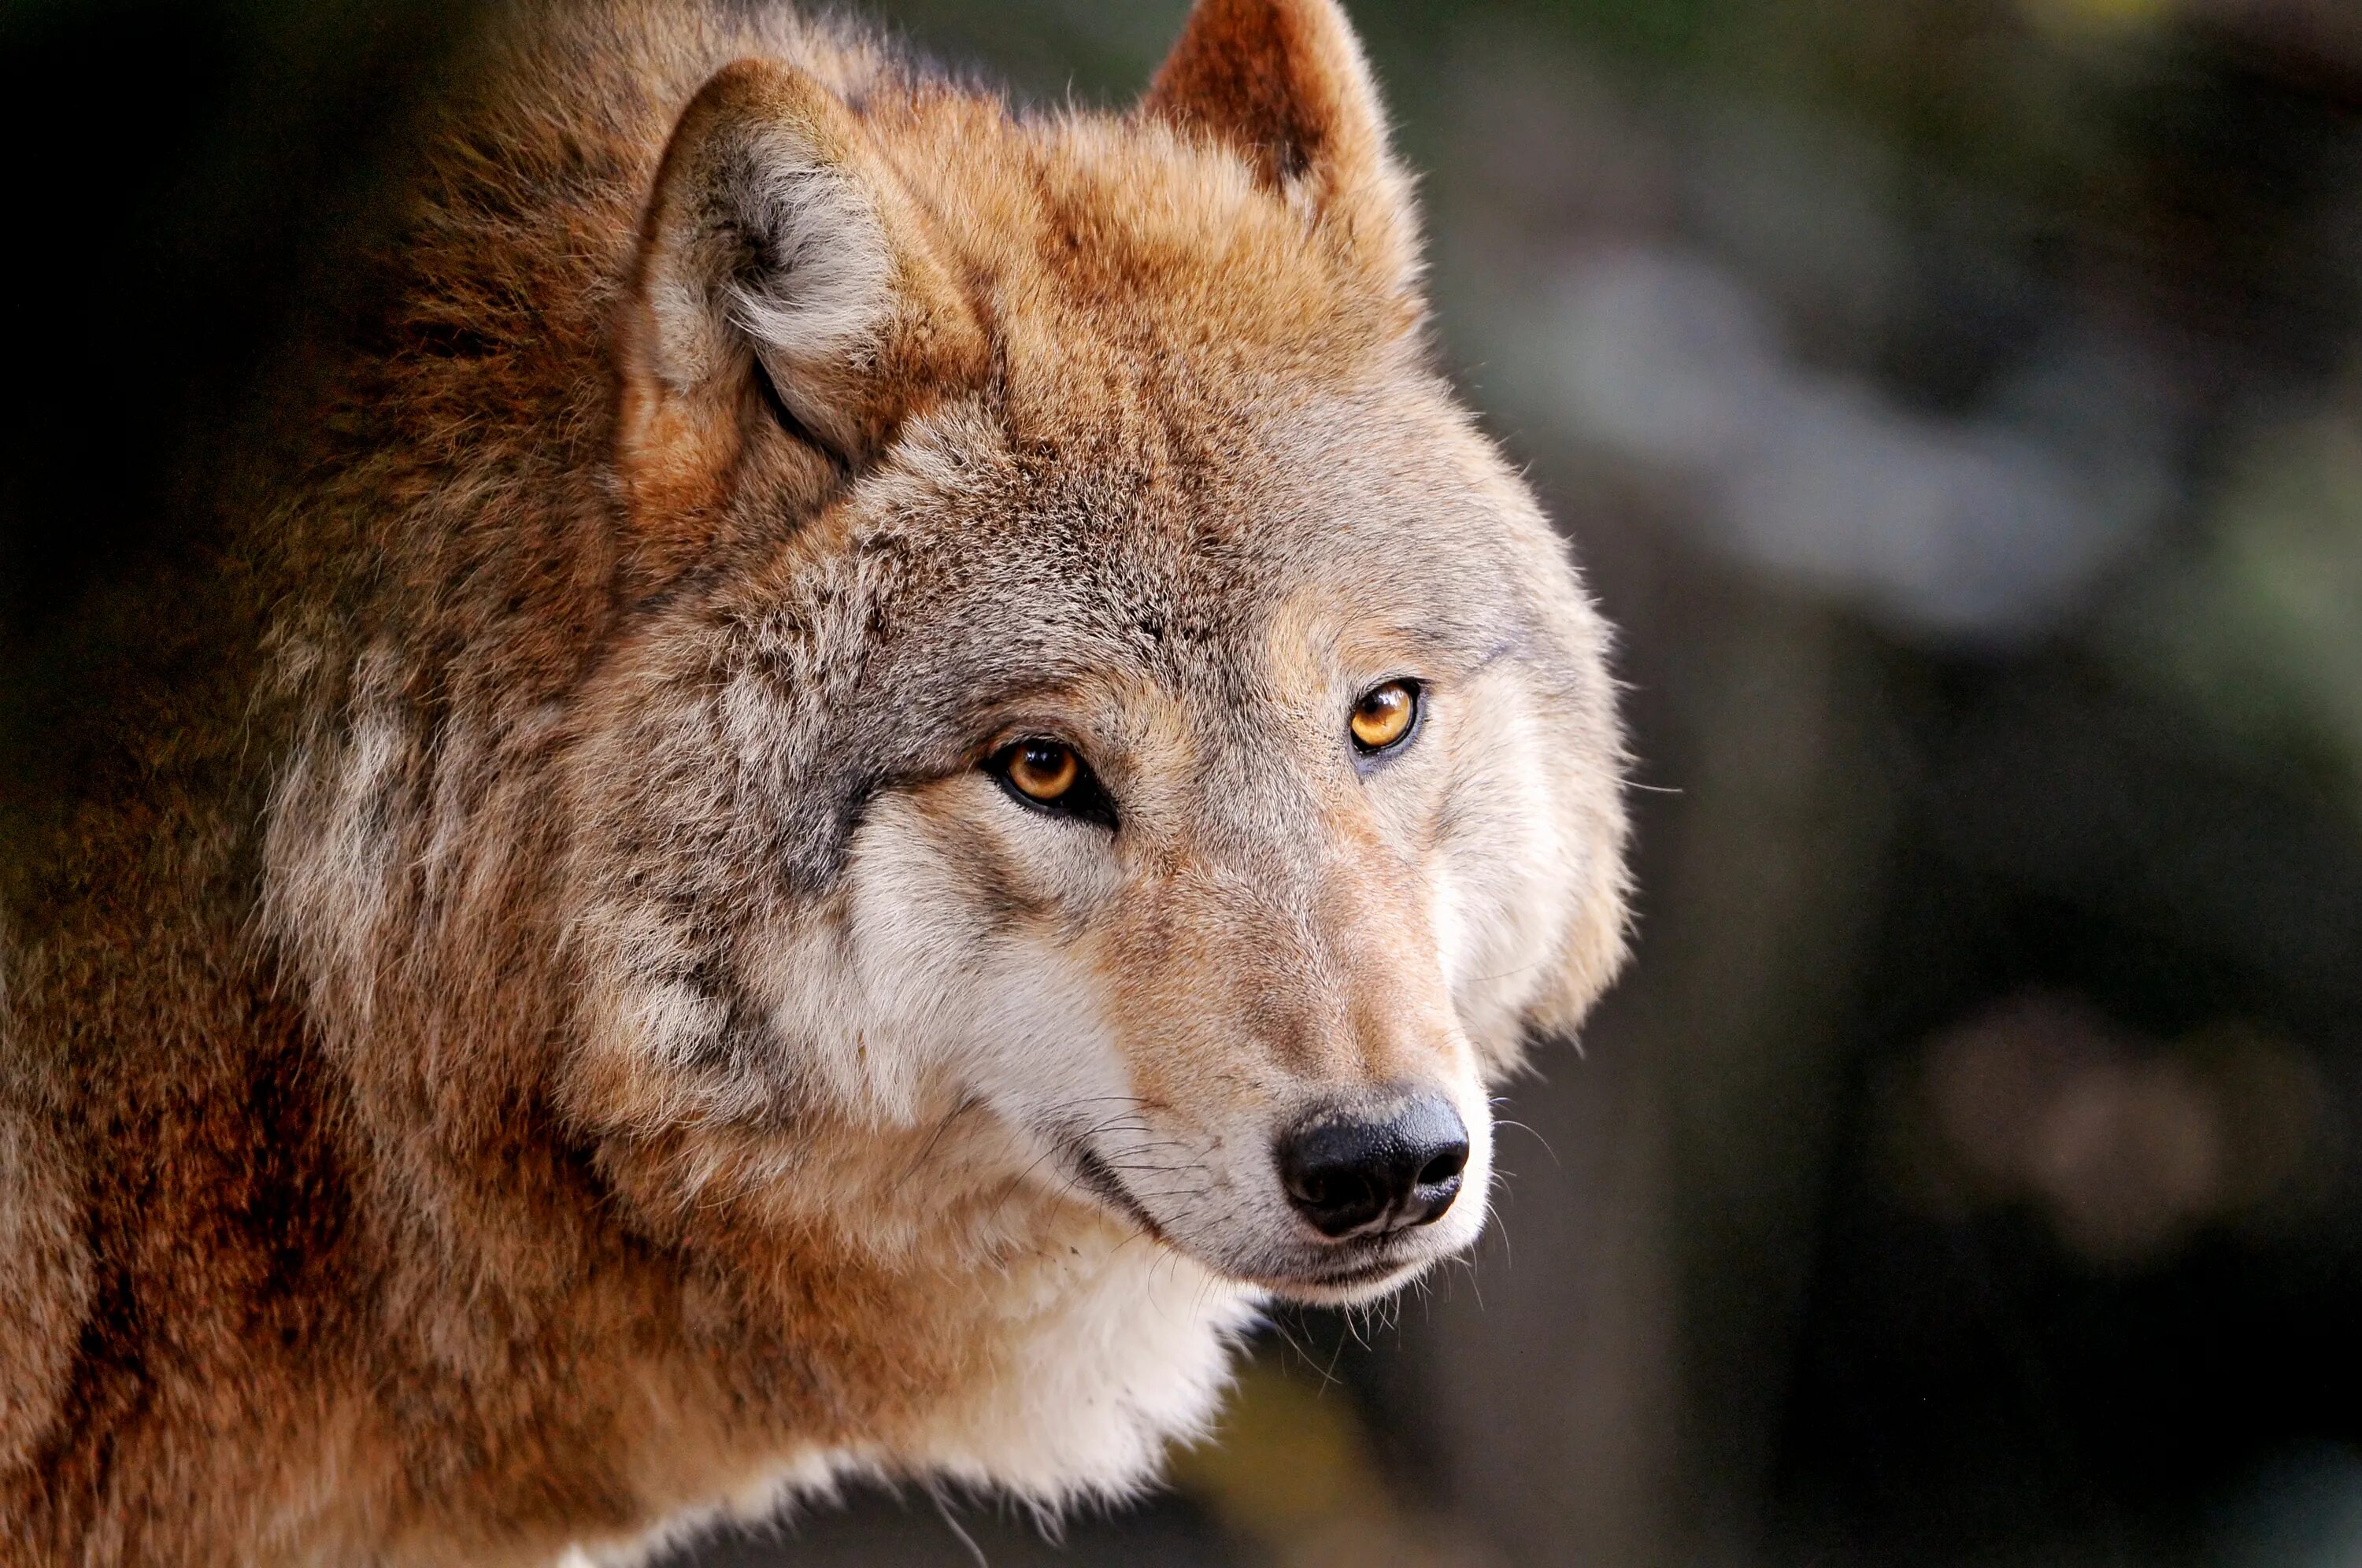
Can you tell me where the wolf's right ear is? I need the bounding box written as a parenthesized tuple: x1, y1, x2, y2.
(1144, 0, 1421, 306)
(616, 60, 983, 526)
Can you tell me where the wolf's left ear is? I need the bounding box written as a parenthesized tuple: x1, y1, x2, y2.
(1144, 0, 1421, 304)
(616, 59, 983, 526)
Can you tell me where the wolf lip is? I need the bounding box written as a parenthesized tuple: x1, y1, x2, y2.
(1257, 1252, 1425, 1298)
(1063, 1140, 1169, 1242)
(1063, 1141, 1438, 1297)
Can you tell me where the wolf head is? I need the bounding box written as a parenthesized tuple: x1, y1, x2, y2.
(552, 0, 1628, 1305)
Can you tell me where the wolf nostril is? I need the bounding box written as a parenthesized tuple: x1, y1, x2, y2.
(1276, 1092, 1469, 1240)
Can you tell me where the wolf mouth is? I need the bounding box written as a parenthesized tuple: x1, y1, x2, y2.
(1061, 1135, 1446, 1297)
(1062, 1139, 1172, 1244)
(1252, 1251, 1426, 1300)
(1293, 1259, 1404, 1288)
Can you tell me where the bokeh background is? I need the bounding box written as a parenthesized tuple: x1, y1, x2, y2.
(7, 0, 2362, 1562)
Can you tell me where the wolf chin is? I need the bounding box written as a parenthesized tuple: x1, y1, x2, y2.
(0, 0, 1629, 1561)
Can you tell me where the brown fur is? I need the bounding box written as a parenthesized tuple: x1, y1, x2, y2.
(0, 2, 1629, 1561)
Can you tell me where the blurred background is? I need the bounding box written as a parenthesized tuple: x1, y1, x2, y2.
(7, 0, 2362, 1562)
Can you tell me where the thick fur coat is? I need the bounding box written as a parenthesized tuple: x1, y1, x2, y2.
(0, 1, 1630, 1561)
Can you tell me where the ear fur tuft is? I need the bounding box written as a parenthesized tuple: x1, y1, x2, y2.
(1144, 0, 1421, 302)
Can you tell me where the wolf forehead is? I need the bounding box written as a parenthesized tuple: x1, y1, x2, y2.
(846, 375, 1545, 664)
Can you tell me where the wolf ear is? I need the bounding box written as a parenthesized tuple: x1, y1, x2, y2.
(1143, 0, 1420, 301)
(616, 59, 982, 523)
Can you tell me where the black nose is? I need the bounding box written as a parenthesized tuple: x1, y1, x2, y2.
(1277, 1093, 1470, 1239)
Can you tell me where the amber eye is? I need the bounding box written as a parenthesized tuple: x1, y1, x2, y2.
(990, 738, 1119, 828)
(987, 737, 1115, 827)
(1004, 740, 1080, 802)
(1349, 680, 1421, 754)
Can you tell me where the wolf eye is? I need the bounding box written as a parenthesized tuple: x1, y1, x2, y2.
(1005, 741, 1079, 802)
(1349, 680, 1422, 755)
(989, 739, 1118, 828)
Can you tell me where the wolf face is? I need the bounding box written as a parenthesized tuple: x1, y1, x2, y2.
(549, 0, 1629, 1311)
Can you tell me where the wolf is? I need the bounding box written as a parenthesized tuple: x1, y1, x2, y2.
(0, 0, 1629, 1560)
